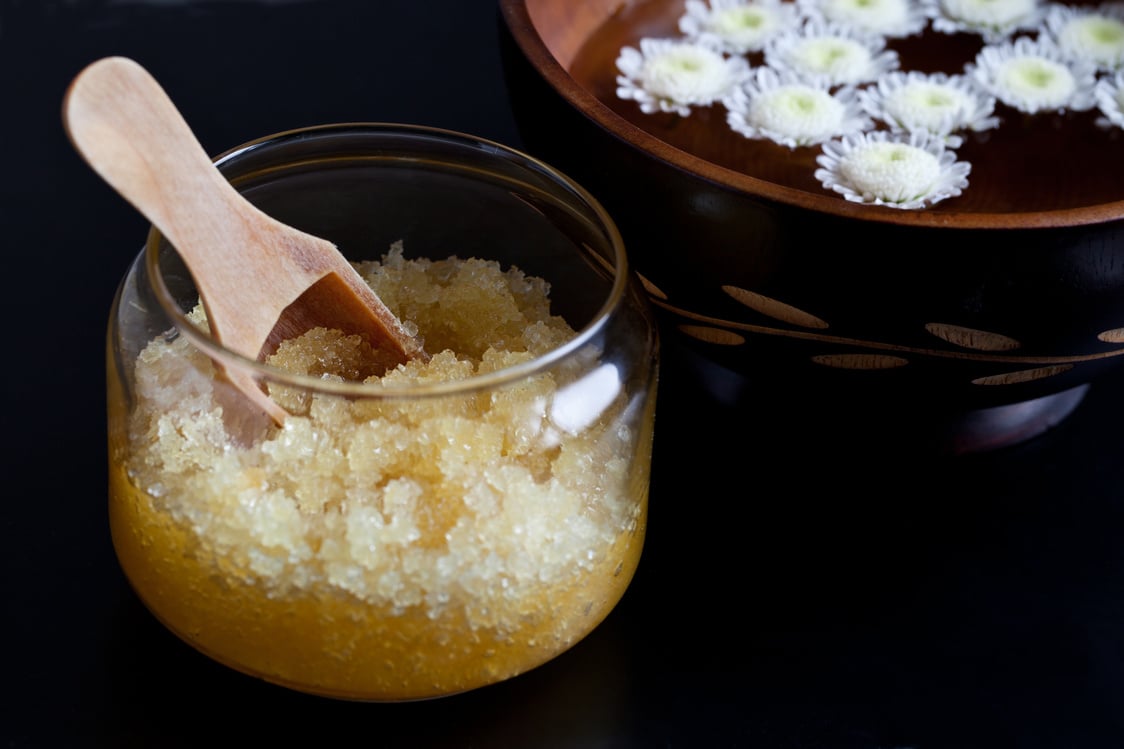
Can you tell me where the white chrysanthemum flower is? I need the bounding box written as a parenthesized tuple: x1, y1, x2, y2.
(920, 0, 1043, 42)
(1043, 2, 1124, 73)
(765, 18, 901, 87)
(796, 0, 929, 38)
(1094, 69, 1124, 127)
(616, 37, 752, 116)
(724, 67, 872, 147)
(968, 36, 1098, 113)
(679, 0, 801, 54)
(859, 70, 999, 146)
(815, 130, 971, 208)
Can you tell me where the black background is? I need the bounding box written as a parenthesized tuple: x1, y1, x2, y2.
(5, 1, 1124, 747)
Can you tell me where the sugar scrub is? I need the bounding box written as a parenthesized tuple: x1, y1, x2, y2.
(107, 243, 651, 701)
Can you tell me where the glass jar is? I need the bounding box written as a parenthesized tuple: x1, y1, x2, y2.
(105, 123, 659, 701)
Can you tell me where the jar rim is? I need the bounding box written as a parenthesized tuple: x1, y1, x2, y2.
(143, 122, 634, 400)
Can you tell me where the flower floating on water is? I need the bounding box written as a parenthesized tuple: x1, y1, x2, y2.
(616, 37, 752, 116)
(796, 0, 929, 38)
(968, 36, 1098, 114)
(1043, 2, 1124, 73)
(678, 0, 801, 54)
(814, 130, 971, 209)
(1095, 69, 1124, 127)
(920, 0, 1043, 42)
(859, 70, 999, 147)
(612, 0, 1120, 209)
(765, 18, 901, 88)
(724, 66, 871, 147)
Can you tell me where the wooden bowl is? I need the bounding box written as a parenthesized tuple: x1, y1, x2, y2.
(498, 0, 1124, 451)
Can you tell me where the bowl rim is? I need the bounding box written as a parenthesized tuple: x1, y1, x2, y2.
(499, 0, 1124, 231)
(145, 121, 638, 400)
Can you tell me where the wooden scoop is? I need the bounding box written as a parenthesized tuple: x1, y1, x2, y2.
(63, 56, 425, 426)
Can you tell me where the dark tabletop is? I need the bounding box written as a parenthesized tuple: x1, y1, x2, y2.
(5, 1, 1124, 747)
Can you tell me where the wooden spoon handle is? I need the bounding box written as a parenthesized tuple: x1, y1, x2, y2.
(64, 57, 426, 428)
(63, 58, 236, 247)
(62, 57, 309, 323)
